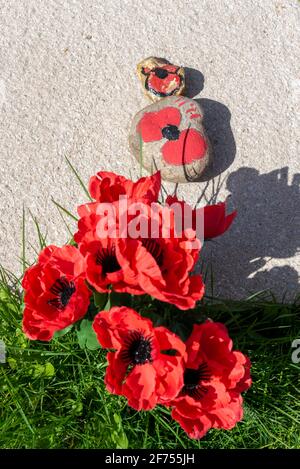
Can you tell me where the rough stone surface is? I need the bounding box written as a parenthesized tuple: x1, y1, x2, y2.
(137, 57, 185, 102)
(0, 0, 299, 301)
(129, 96, 211, 182)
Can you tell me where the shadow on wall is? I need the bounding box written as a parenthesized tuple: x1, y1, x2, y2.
(184, 67, 205, 98)
(184, 67, 299, 299)
(202, 166, 300, 300)
(183, 67, 236, 180)
(197, 98, 236, 180)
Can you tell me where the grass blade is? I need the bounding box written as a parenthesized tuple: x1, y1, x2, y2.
(51, 197, 78, 221)
(28, 210, 47, 250)
(65, 156, 92, 201)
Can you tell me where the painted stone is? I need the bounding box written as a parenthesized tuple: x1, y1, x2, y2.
(129, 96, 212, 183)
(137, 57, 185, 102)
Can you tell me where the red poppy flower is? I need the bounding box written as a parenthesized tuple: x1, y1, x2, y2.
(93, 306, 186, 410)
(84, 237, 143, 295)
(75, 200, 123, 255)
(137, 107, 207, 166)
(117, 203, 205, 310)
(165, 321, 251, 439)
(89, 171, 161, 204)
(201, 202, 237, 240)
(75, 171, 161, 253)
(22, 245, 91, 341)
(142, 64, 183, 98)
(166, 195, 237, 241)
(74, 201, 100, 252)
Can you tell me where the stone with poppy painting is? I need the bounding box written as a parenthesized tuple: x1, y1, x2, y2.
(129, 96, 212, 183)
(137, 56, 185, 102)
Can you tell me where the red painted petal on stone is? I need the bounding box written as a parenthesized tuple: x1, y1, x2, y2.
(148, 74, 181, 94)
(162, 128, 207, 166)
(137, 107, 181, 143)
(137, 113, 162, 142)
(157, 107, 181, 127)
(163, 64, 180, 73)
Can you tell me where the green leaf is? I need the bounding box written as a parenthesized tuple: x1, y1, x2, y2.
(76, 319, 100, 350)
(69, 238, 77, 247)
(53, 324, 73, 338)
(8, 358, 17, 369)
(112, 431, 128, 449)
(110, 291, 132, 307)
(93, 292, 108, 310)
(113, 413, 121, 425)
(111, 413, 128, 449)
(29, 362, 55, 378)
(104, 295, 111, 310)
(44, 362, 55, 378)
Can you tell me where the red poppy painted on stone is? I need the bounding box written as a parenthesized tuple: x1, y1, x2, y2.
(137, 57, 185, 102)
(137, 106, 207, 166)
(22, 245, 91, 341)
(165, 321, 252, 439)
(93, 306, 186, 411)
(142, 64, 183, 98)
(129, 96, 211, 183)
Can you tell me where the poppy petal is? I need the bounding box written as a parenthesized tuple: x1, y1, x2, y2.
(123, 363, 157, 410)
(148, 73, 182, 95)
(202, 203, 237, 240)
(162, 128, 207, 166)
(137, 107, 181, 142)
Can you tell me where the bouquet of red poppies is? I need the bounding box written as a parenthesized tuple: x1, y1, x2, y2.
(21, 170, 251, 440)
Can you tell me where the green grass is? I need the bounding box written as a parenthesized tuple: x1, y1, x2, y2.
(0, 266, 299, 449)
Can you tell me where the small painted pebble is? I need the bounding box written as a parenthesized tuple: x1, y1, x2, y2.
(129, 96, 212, 183)
(137, 57, 185, 102)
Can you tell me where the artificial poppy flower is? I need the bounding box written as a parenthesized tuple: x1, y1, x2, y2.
(117, 203, 205, 310)
(165, 321, 251, 439)
(166, 195, 237, 241)
(74, 201, 101, 252)
(137, 107, 207, 166)
(88, 170, 161, 204)
(75, 200, 123, 255)
(93, 306, 186, 410)
(84, 237, 143, 295)
(22, 245, 91, 341)
(201, 202, 237, 240)
(142, 64, 183, 98)
(75, 171, 161, 253)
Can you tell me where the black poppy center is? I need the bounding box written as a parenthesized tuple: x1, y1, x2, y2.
(182, 363, 211, 400)
(154, 68, 168, 79)
(48, 277, 76, 310)
(96, 246, 121, 275)
(161, 124, 180, 141)
(141, 238, 163, 267)
(121, 331, 153, 366)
